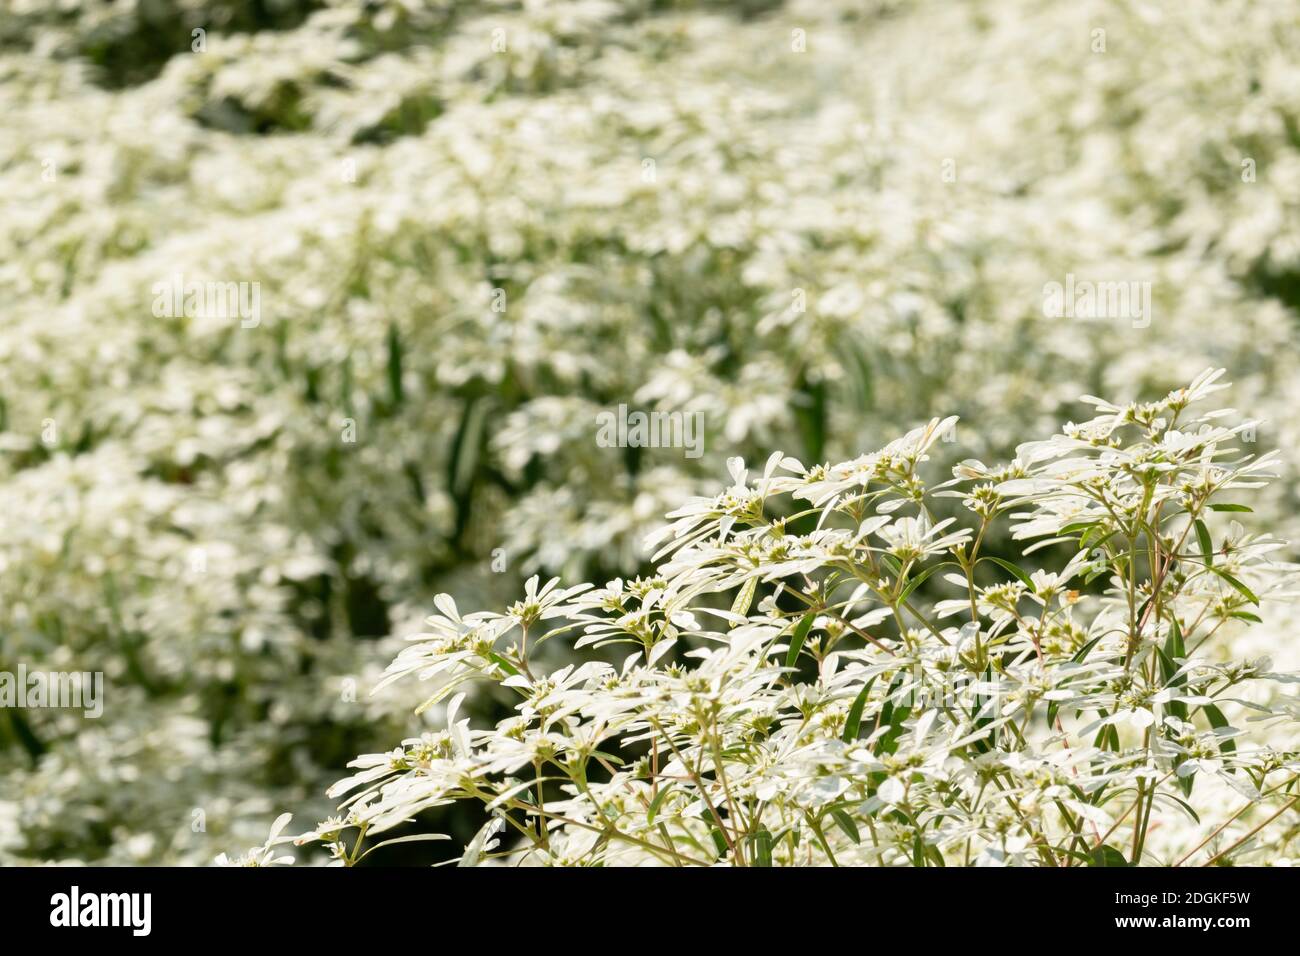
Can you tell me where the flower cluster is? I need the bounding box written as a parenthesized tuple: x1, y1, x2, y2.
(301, 372, 1300, 866)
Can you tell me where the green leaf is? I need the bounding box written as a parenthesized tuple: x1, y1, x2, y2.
(1080, 526, 1116, 553)
(709, 828, 729, 857)
(1208, 503, 1252, 513)
(1161, 794, 1201, 825)
(1092, 713, 1120, 752)
(1089, 844, 1130, 867)
(879, 677, 911, 755)
(1060, 520, 1101, 537)
(1163, 616, 1186, 664)
(1210, 568, 1259, 606)
(646, 784, 676, 824)
(1155, 645, 1177, 684)
(830, 808, 860, 844)
(842, 677, 877, 742)
(1083, 564, 1109, 586)
(1161, 616, 1187, 686)
(1155, 644, 1188, 723)
(1072, 635, 1103, 664)
(981, 556, 1033, 588)
(1194, 519, 1214, 567)
(753, 829, 774, 866)
(898, 560, 958, 604)
(1202, 703, 1237, 755)
(785, 612, 815, 669)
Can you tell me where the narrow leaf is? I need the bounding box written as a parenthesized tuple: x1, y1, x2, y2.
(830, 808, 860, 845)
(842, 677, 877, 742)
(982, 556, 1033, 588)
(646, 784, 676, 824)
(1194, 519, 1214, 567)
(785, 612, 815, 669)
(1210, 568, 1259, 606)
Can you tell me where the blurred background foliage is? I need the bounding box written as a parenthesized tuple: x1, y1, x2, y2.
(1, 0, 1298, 862)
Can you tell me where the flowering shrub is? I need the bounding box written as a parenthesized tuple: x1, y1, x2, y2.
(295, 372, 1299, 866)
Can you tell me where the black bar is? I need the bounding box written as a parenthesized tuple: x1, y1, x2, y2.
(3, 865, 1293, 941)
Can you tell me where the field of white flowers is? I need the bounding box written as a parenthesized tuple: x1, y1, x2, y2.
(2, 0, 1298, 866)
